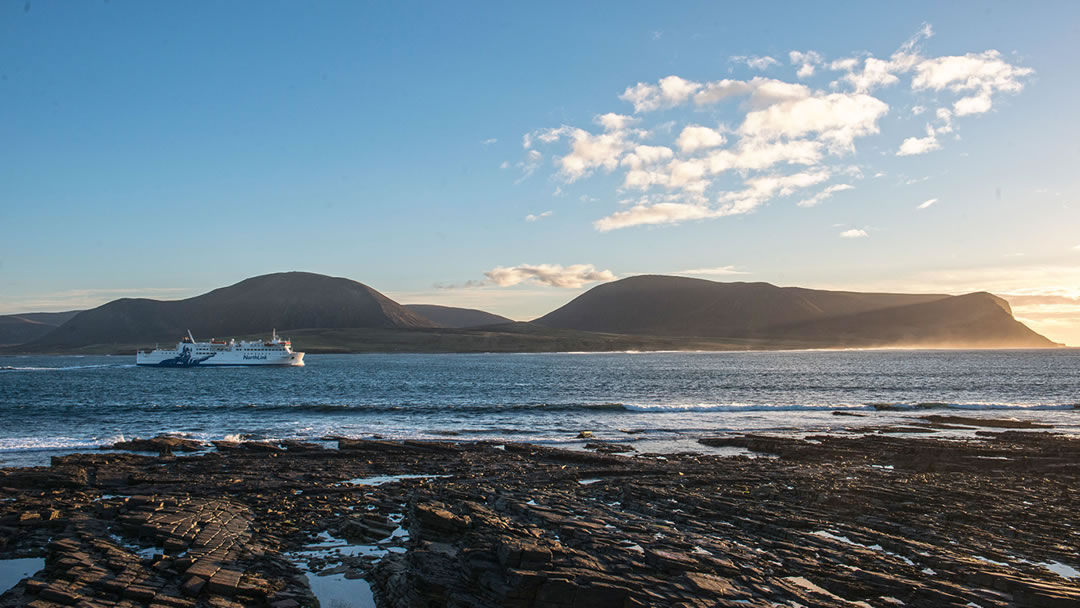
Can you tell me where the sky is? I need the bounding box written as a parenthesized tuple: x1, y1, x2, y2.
(2, 2, 1079, 344)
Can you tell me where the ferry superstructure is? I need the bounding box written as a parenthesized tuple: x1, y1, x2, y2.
(136, 330, 305, 367)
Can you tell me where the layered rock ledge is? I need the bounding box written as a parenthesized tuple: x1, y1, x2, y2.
(1, 431, 1078, 607)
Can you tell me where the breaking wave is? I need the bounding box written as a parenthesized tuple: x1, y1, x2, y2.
(0, 364, 136, 372)
(130, 400, 1080, 415)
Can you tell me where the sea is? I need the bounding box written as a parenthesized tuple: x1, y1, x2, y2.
(1, 349, 1078, 468)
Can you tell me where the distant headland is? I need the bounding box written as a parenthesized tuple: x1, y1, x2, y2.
(0, 272, 1060, 354)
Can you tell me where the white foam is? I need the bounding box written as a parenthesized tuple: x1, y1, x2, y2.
(0, 364, 133, 372)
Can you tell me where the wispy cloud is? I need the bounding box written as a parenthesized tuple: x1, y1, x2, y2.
(482, 138, 498, 145)
(594, 202, 723, 232)
(515, 149, 542, 183)
(733, 55, 780, 70)
(840, 228, 868, 238)
(525, 210, 553, 222)
(675, 266, 749, 276)
(917, 197, 939, 209)
(484, 264, 616, 288)
(797, 183, 854, 208)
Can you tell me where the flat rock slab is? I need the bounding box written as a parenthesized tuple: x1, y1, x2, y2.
(1, 432, 1078, 607)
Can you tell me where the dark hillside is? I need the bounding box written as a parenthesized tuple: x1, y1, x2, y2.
(404, 304, 513, 328)
(26, 272, 437, 349)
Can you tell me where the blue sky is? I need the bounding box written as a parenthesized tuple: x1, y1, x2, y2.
(2, 2, 1079, 343)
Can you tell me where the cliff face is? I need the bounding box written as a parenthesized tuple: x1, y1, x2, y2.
(759, 292, 1055, 348)
(26, 272, 437, 349)
(534, 276, 1057, 348)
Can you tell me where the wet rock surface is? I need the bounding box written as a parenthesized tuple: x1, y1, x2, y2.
(0, 430, 1077, 607)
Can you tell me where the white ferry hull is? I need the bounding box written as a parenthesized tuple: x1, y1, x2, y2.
(136, 351, 304, 367)
(136, 330, 305, 367)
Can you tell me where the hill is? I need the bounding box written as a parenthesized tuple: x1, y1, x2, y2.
(0, 310, 82, 346)
(404, 304, 513, 328)
(9, 273, 1058, 353)
(766, 292, 1052, 348)
(534, 275, 1056, 348)
(22, 272, 436, 350)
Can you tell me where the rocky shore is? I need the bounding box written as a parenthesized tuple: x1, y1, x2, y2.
(1, 429, 1079, 607)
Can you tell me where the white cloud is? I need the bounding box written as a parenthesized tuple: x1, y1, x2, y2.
(917, 197, 939, 209)
(499, 161, 509, 170)
(840, 228, 868, 238)
(912, 50, 1033, 116)
(789, 50, 823, 78)
(828, 58, 858, 72)
(518, 25, 1031, 233)
(676, 266, 749, 276)
(797, 183, 854, 208)
(484, 264, 616, 288)
(717, 170, 831, 215)
(675, 125, 727, 154)
(738, 93, 890, 152)
(897, 125, 941, 156)
(525, 211, 553, 222)
(841, 57, 901, 93)
(620, 145, 674, 170)
(734, 55, 780, 70)
(482, 138, 498, 145)
(620, 137, 825, 194)
(623, 75, 809, 112)
(693, 79, 754, 106)
(746, 78, 812, 108)
(595, 112, 638, 132)
(706, 138, 823, 172)
(953, 93, 993, 116)
(830, 24, 932, 93)
(556, 127, 631, 181)
(913, 50, 1031, 92)
(594, 202, 724, 232)
(935, 107, 954, 132)
(619, 75, 702, 113)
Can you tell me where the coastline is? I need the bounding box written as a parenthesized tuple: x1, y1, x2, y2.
(2, 431, 1079, 607)
(3, 322, 1067, 356)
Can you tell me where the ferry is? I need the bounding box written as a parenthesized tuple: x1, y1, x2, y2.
(136, 330, 305, 367)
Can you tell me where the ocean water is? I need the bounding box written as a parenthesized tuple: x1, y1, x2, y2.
(1, 350, 1078, 467)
